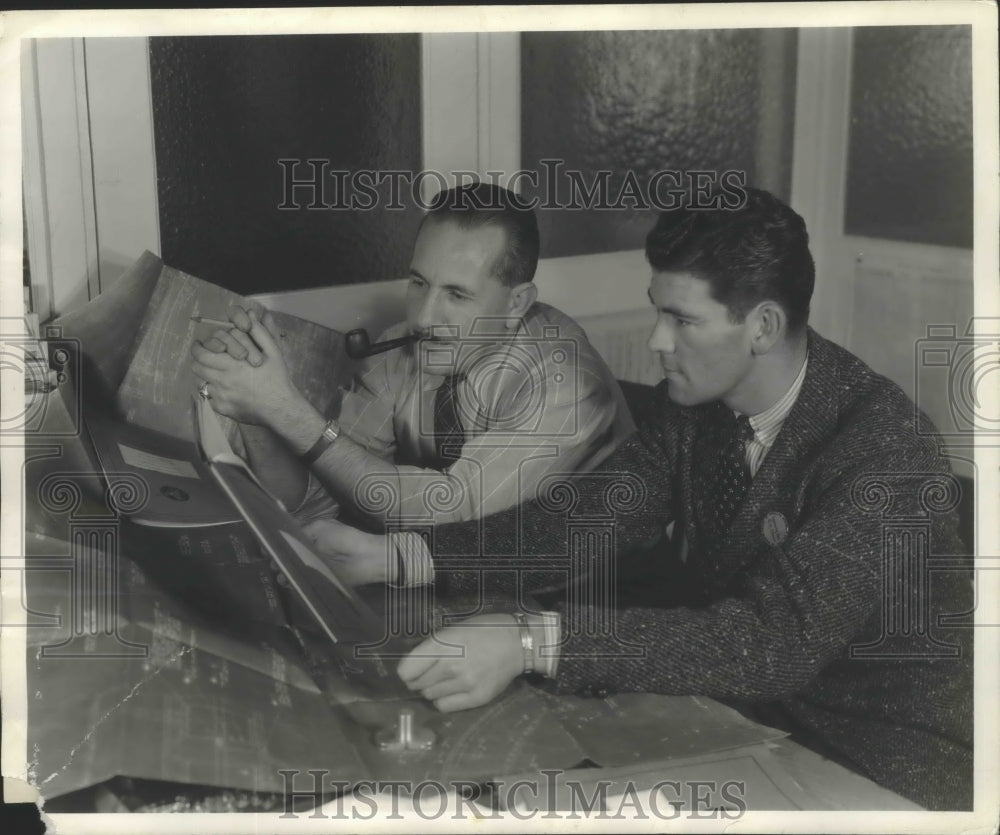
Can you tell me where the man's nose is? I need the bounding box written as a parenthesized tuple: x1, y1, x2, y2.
(647, 317, 675, 354)
(413, 290, 441, 333)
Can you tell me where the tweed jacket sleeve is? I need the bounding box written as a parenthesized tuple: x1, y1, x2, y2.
(429, 382, 683, 595)
(549, 335, 963, 701)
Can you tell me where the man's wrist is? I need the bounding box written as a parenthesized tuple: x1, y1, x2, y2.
(358, 532, 395, 584)
(301, 417, 341, 464)
(262, 390, 332, 458)
(260, 385, 312, 434)
(511, 612, 560, 678)
(509, 613, 535, 675)
(535, 611, 560, 678)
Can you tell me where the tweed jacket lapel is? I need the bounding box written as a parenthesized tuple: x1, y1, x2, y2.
(683, 329, 843, 592)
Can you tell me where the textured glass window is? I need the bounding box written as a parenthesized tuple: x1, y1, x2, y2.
(150, 35, 422, 294)
(845, 26, 972, 249)
(521, 30, 798, 258)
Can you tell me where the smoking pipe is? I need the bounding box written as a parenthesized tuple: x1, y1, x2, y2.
(344, 328, 420, 360)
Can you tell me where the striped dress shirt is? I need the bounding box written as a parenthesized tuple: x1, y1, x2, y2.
(743, 354, 809, 476)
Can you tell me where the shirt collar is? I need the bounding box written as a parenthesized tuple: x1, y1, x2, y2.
(742, 353, 809, 447)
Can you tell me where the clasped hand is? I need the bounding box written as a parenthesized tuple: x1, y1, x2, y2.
(191, 306, 295, 426)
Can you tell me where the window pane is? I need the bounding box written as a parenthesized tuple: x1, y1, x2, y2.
(150, 35, 422, 294)
(845, 26, 972, 249)
(521, 30, 798, 258)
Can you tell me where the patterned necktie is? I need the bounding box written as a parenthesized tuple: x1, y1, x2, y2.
(700, 412, 755, 540)
(432, 374, 465, 470)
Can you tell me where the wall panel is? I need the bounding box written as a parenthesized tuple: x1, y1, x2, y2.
(150, 35, 422, 294)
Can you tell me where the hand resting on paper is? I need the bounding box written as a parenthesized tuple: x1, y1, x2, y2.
(397, 615, 524, 713)
(191, 307, 303, 426)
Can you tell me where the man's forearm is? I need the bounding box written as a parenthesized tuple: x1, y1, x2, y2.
(260, 387, 329, 453)
(239, 423, 312, 510)
(260, 386, 407, 524)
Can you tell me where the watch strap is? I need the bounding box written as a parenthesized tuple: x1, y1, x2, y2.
(301, 419, 339, 464)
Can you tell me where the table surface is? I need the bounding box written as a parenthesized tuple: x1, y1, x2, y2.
(16, 508, 922, 815)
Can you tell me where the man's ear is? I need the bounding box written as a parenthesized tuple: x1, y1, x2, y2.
(506, 282, 538, 318)
(749, 301, 786, 355)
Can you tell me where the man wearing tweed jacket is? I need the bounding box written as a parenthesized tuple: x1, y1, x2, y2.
(308, 188, 973, 810)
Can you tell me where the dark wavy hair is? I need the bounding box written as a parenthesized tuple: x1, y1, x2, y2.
(645, 187, 815, 333)
(422, 182, 540, 287)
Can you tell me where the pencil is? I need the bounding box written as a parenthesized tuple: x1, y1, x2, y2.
(190, 314, 287, 339)
(190, 315, 234, 327)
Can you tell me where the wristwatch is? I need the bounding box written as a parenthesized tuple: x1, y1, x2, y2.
(301, 418, 340, 464)
(510, 612, 535, 675)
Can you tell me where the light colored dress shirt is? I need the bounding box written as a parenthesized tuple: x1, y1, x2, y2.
(296, 302, 635, 528)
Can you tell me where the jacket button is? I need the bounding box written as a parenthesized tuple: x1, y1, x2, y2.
(595, 688, 609, 698)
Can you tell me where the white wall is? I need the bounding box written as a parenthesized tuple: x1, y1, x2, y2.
(790, 29, 975, 475)
(22, 37, 159, 321)
(84, 38, 161, 289)
(22, 38, 98, 320)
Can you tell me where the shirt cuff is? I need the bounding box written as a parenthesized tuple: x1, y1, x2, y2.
(530, 611, 560, 679)
(387, 531, 434, 587)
